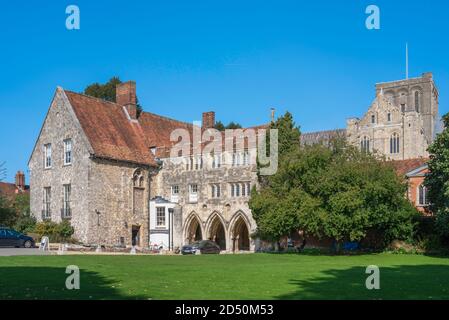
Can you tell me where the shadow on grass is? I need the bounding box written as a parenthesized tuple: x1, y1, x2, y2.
(0, 267, 147, 300)
(276, 264, 449, 300)
(260, 249, 383, 256)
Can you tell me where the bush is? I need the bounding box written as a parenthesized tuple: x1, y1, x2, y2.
(13, 212, 36, 234)
(34, 220, 75, 242)
(56, 219, 75, 240)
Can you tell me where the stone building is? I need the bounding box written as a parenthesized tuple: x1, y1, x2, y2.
(0, 171, 29, 200)
(302, 73, 439, 161)
(346, 72, 439, 160)
(392, 158, 431, 216)
(29, 81, 260, 251)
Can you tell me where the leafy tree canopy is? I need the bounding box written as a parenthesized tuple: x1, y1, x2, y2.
(214, 121, 242, 131)
(270, 111, 301, 158)
(425, 112, 449, 236)
(250, 138, 418, 247)
(83, 77, 143, 117)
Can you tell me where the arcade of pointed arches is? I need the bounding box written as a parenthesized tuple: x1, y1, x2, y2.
(183, 210, 252, 252)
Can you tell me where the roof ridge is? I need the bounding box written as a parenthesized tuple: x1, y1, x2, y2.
(63, 90, 121, 108)
(302, 128, 346, 134)
(64, 89, 195, 127)
(141, 110, 194, 128)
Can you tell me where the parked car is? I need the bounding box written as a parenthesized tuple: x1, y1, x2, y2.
(0, 227, 35, 248)
(181, 240, 221, 255)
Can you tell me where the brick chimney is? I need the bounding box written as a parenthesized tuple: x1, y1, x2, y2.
(15, 171, 25, 191)
(116, 81, 137, 119)
(202, 111, 215, 129)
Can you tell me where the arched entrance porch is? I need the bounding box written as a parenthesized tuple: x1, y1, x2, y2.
(231, 215, 250, 252)
(185, 214, 203, 244)
(208, 215, 227, 250)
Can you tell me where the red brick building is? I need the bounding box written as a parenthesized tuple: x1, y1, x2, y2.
(392, 158, 431, 215)
(0, 171, 29, 201)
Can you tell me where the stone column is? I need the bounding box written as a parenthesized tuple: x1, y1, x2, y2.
(172, 206, 183, 250)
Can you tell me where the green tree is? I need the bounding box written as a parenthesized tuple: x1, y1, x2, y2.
(84, 77, 143, 117)
(250, 140, 418, 249)
(0, 196, 15, 227)
(214, 121, 242, 131)
(12, 194, 35, 234)
(270, 111, 301, 159)
(225, 122, 242, 130)
(425, 113, 449, 236)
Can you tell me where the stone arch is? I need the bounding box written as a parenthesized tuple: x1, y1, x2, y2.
(384, 89, 396, 102)
(132, 168, 145, 188)
(390, 132, 400, 154)
(229, 211, 251, 252)
(183, 212, 204, 244)
(206, 211, 227, 250)
(411, 86, 423, 113)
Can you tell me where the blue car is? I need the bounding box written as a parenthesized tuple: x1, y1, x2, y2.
(0, 227, 35, 248)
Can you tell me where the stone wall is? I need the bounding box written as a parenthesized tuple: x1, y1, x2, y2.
(29, 89, 91, 243)
(153, 154, 259, 251)
(346, 77, 431, 160)
(86, 158, 151, 246)
(375, 73, 439, 144)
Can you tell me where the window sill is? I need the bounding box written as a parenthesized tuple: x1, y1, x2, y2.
(63, 163, 72, 167)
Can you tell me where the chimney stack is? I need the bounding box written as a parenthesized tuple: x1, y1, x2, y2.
(202, 111, 215, 129)
(116, 81, 137, 119)
(15, 171, 25, 191)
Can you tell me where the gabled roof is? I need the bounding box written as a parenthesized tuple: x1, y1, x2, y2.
(405, 163, 429, 178)
(65, 90, 158, 166)
(63, 89, 266, 165)
(390, 158, 428, 176)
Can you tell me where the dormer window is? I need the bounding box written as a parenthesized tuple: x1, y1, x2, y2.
(150, 146, 156, 156)
(371, 115, 376, 124)
(387, 113, 391, 122)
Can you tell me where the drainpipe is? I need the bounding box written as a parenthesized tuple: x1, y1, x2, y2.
(147, 169, 152, 248)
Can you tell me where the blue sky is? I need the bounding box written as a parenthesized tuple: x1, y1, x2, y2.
(0, 0, 448, 182)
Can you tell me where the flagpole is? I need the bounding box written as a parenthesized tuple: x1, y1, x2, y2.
(406, 42, 409, 79)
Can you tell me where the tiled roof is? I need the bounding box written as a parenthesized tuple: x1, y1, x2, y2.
(65, 91, 158, 166)
(389, 158, 429, 176)
(0, 182, 29, 200)
(64, 89, 267, 164)
(138, 111, 194, 158)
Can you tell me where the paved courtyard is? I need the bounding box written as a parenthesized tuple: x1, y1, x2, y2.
(0, 248, 49, 256)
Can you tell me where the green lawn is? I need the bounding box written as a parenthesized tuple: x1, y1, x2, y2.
(1, 253, 449, 300)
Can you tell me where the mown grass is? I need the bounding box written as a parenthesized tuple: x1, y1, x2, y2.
(1, 253, 448, 300)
